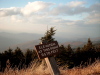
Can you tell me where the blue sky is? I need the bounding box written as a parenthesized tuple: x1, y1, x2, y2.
(0, 0, 100, 39)
(0, 0, 99, 8)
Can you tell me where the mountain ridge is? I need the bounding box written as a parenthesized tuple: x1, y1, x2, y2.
(10, 37, 100, 52)
(0, 32, 100, 52)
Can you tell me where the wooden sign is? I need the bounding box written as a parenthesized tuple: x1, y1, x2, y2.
(35, 41, 60, 59)
(35, 41, 60, 75)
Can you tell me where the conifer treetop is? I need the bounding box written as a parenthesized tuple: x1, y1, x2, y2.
(40, 27, 56, 43)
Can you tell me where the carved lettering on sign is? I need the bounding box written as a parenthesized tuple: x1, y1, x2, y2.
(35, 41, 60, 59)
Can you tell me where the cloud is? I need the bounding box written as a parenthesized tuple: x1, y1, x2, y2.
(0, 1, 54, 17)
(0, 1, 87, 17)
(0, 1, 99, 38)
(50, 2, 100, 16)
(49, 1, 85, 15)
(0, 1, 100, 29)
(0, 1, 100, 17)
(0, 7, 20, 16)
(0, 1, 100, 27)
(67, 1, 85, 7)
(21, 1, 54, 16)
(85, 12, 100, 25)
(90, 3, 100, 12)
(11, 15, 24, 22)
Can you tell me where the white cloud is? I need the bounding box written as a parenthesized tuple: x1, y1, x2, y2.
(85, 12, 100, 25)
(0, 1, 54, 16)
(21, 1, 54, 16)
(0, 1, 100, 38)
(0, 7, 20, 16)
(11, 15, 24, 22)
(49, 1, 85, 16)
(50, 2, 100, 16)
(0, 1, 100, 17)
(67, 1, 85, 7)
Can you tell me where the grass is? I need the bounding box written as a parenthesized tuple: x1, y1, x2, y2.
(60, 60, 100, 75)
(0, 60, 100, 75)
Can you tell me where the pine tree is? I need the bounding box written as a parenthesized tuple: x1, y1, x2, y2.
(40, 27, 56, 43)
(87, 38, 93, 49)
(66, 44, 73, 53)
(13, 47, 24, 68)
(25, 49, 33, 66)
(84, 38, 95, 52)
(76, 47, 81, 53)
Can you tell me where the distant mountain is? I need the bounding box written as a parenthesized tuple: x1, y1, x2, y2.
(62, 37, 100, 48)
(10, 40, 40, 51)
(91, 37, 100, 41)
(61, 41, 86, 48)
(9, 37, 100, 52)
(0, 32, 100, 52)
(0, 32, 42, 51)
(0, 32, 77, 51)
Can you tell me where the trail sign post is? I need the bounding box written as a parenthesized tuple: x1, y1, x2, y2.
(35, 40, 60, 75)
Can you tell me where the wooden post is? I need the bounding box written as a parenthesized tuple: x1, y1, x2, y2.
(41, 41, 60, 75)
(0, 61, 1, 70)
(45, 57, 60, 75)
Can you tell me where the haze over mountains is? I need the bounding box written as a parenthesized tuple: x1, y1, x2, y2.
(0, 32, 42, 51)
(0, 32, 100, 52)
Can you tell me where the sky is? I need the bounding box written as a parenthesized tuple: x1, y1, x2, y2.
(0, 0, 100, 39)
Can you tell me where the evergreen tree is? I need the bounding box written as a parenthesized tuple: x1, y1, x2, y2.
(66, 44, 73, 54)
(40, 27, 56, 42)
(4, 48, 13, 60)
(25, 49, 33, 66)
(76, 47, 81, 53)
(32, 50, 38, 60)
(83, 38, 94, 51)
(56, 45, 68, 66)
(13, 47, 24, 68)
